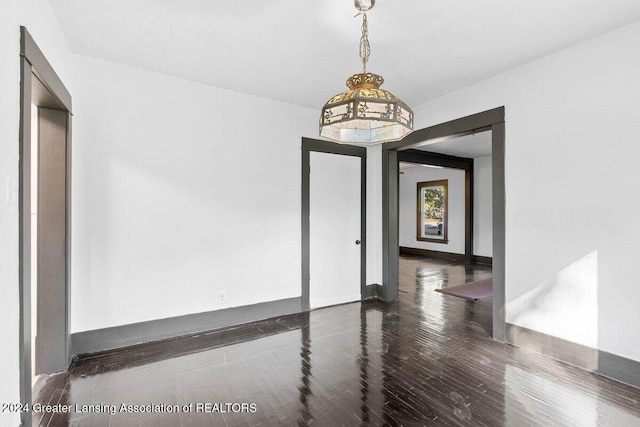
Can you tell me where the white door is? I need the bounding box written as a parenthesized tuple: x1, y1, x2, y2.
(309, 151, 361, 309)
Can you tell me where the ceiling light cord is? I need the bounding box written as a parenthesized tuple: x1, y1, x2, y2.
(359, 12, 370, 74)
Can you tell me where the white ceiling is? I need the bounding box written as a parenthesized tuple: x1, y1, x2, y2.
(412, 130, 492, 159)
(49, 0, 640, 110)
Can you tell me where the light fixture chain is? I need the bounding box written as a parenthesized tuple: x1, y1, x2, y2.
(359, 12, 370, 74)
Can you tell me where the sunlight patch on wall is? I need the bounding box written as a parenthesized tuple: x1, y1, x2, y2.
(507, 251, 598, 348)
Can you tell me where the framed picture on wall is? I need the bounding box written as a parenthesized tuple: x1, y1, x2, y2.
(417, 179, 448, 243)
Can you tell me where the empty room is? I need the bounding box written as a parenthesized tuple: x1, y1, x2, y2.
(2, 1, 640, 426)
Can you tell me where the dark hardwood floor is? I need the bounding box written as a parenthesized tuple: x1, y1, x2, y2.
(33, 256, 640, 426)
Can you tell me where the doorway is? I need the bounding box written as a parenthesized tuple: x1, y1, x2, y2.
(397, 150, 475, 263)
(301, 138, 366, 311)
(381, 107, 506, 341)
(19, 26, 72, 426)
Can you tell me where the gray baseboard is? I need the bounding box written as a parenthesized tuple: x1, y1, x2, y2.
(364, 284, 383, 299)
(400, 246, 465, 262)
(400, 246, 492, 266)
(71, 297, 302, 358)
(472, 255, 493, 265)
(506, 323, 640, 389)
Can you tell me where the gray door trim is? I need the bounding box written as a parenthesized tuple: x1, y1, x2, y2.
(20, 28, 72, 112)
(382, 107, 506, 341)
(301, 137, 367, 311)
(35, 108, 69, 374)
(18, 26, 72, 426)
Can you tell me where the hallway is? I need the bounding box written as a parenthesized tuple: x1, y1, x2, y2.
(33, 257, 640, 426)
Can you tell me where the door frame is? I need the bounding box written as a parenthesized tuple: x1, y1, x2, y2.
(398, 149, 474, 263)
(381, 107, 506, 341)
(301, 137, 367, 311)
(18, 26, 72, 426)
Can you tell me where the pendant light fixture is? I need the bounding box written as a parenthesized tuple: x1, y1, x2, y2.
(320, 0, 413, 144)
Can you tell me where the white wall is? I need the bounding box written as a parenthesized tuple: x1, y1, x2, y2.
(0, 5, 22, 423)
(410, 21, 640, 360)
(399, 165, 466, 254)
(473, 155, 492, 257)
(0, 0, 74, 424)
(69, 54, 318, 332)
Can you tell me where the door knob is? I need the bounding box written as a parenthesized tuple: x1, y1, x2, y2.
(355, 240, 361, 245)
